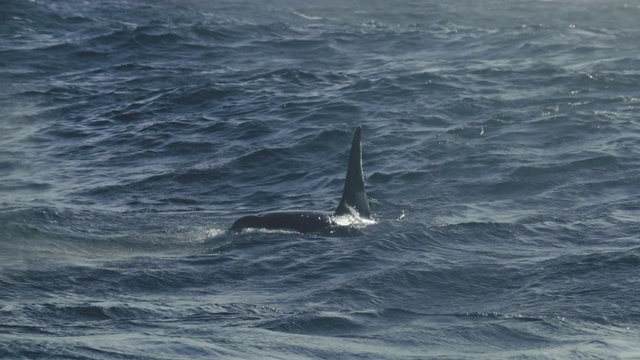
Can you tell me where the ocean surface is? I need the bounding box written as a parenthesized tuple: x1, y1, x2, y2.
(1, 0, 639, 358)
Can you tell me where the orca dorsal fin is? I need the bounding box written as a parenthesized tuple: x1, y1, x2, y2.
(335, 126, 371, 218)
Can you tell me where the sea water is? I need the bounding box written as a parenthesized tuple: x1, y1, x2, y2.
(1, 0, 639, 358)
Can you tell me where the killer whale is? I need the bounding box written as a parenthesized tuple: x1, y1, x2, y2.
(230, 126, 371, 233)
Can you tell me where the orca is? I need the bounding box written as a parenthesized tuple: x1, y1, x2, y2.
(230, 126, 371, 233)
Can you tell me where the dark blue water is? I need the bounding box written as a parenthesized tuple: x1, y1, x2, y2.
(2, 0, 639, 358)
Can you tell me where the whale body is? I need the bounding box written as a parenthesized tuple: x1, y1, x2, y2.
(230, 126, 371, 233)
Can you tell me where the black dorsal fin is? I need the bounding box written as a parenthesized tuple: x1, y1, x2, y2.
(335, 126, 371, 218)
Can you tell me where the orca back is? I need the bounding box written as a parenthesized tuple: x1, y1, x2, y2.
(230, 211, 332, 233)
(230, 126, 371, 233)
(335, 127, 371, 218)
